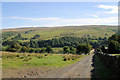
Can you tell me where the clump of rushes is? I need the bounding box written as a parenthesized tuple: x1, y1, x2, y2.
(63, 54, 80, 61)
(23, 57, 32, 61)
(72, 55, 75, 60)
(63, 56, 68, 61)
(63, 55, 71, 61)
(16, 54, 20, 57)
(37, 54, 44, 59)
(44, 53, 48, 56)
(27, 54, 30, 57)
(77, 55, 80, 58)
(19, 56, 24, 59)
(3, 53, 17, 59)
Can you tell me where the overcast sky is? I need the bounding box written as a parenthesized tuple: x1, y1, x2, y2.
(2, 2, 118, 29)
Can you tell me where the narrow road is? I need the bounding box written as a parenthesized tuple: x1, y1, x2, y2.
(42, 54, 94, 78)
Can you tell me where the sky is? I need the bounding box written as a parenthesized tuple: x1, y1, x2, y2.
(2, 2, 118, 29)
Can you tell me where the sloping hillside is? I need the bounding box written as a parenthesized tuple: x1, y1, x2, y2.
(2, 25, 117, 40)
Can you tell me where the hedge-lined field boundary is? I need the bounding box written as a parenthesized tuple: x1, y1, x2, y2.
(96, 52, 120, 78)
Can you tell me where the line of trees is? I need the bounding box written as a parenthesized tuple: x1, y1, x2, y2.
(3, 41, 92, 55)
(2, 36, 108, 49)
(4, 43, 53, 53)
(63, 43, 92, 54)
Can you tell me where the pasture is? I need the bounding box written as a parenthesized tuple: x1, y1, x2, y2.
(2, 52, 85, 69)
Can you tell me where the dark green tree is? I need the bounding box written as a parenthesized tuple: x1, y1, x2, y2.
(46, 46, 53, 53)
(6, 43, 21, 52)
(21, 46, 29, 53)
(63, 46, 70, 54)
(108, 40, 120, 54)
(69, 46, 76, 54)
(77, 43, 92, 54)
(101, 45, 106, 53)
(29, 48, 35, 53)
(32, 34, 40, 39)
(40, 48, 46, 53)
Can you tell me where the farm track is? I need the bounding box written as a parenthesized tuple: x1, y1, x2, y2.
(3, 54, 94, 78)
(44, 54, 94, 78)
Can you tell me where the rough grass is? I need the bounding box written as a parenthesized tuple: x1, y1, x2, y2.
(2, 52, 85, 69)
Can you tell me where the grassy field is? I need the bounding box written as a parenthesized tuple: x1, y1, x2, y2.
(2, 52, 85, 69)
(112, 54, 120, 56)
(52, 47, 63, 53)
(2, 25, 117, 40)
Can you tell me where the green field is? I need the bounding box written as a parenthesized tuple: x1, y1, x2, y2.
(112, 54, 120, 56)
(2, 25, 117, 41)
(2, 52, 85, 69)
(52, 47, 63, 53)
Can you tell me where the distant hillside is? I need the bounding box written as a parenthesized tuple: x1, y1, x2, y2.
(2, 25, 117, 40)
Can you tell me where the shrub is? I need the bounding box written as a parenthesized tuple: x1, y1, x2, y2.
(63, 54, 80, 61)
(23, 57, 32, 61)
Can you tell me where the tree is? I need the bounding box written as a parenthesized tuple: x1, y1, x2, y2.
(21, 46, 29, 53)
(96, 48, 102, 52)
(46, 46, 53, 53)
(34, 49, 40, 53)
(6, 43, 21, 52)
(32, 34, 40, 39)
(108, 34, 118, 41)
(69, 46, 76, 54)
(108, 34, 120, 54)
(13, 43, 22, 52)
(29, 48, 35, 53)
(101, 45, 106, 53)
(76, 44, 85, 54)
(85, 43, 92, 54)
(108, 40, 120, 54)
(30, 39, 35, 48)
(77, 43, 92, 54)
(40, 48, 46, 53)
(63, 46, 70, 54)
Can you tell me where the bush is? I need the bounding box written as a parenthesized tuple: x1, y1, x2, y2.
(23, 57, 32, 61)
